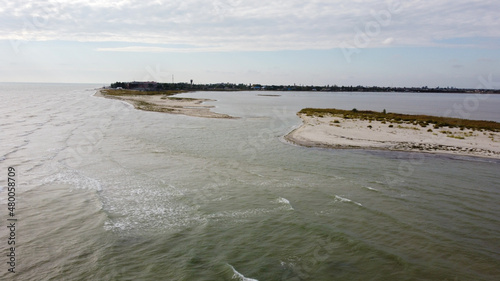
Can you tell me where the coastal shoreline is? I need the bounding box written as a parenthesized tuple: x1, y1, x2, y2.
(285, 113, 500, 159)
(94, 89, 234, 119)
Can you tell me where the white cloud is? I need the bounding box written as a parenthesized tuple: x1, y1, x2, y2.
(382, 37, 394, 45)
(96, 45, 233, 53)
(1, 0, 499, 51)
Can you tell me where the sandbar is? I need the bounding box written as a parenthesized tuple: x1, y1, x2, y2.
(285, 112, 500, 159)
(95, 89, 234, 119)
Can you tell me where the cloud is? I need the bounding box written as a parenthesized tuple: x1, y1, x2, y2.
(96, 45, 232, 53)
(1, 0, 499, 52)
(382, 37, 394, 45)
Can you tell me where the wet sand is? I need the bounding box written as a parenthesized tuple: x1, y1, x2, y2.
(95, 89, 234, 119)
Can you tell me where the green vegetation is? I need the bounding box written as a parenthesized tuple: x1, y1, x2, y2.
(134, 100, 175, 113)
(397, 125, 420, 130)
(110, 81, 500, 94)
(299, 108, 500, 132)
(134, 100, 156, 111)
(439, 130, 476, 140)
(166, 97, 199, 101)
(101, 89, 187, 96)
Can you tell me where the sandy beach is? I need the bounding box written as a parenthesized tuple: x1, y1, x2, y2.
(286, 113, 500, 159)
(95, 89, 234, 118)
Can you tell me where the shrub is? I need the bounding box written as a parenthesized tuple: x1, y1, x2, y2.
(297, 108, 500, 132)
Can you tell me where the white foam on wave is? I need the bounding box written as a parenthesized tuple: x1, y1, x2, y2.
(204, 197, 294, 222)
(207, 208, 270, 220)
(364, 186, 378, 192)
(275, 197, 294, 210)
(100, 177, 210, 233)
(335, 195, 362, 206)
(228, 264, 259, 281)
(42, 169, 102, 191)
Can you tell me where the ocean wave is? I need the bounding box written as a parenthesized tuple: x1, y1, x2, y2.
(42, 169, 102, 191)
(228, 264, 259, 281)
(335, 195, 362, 206)
(364, 186, 378, 192)
(207, 208, 271, 220)
(275, 197, 294, 210)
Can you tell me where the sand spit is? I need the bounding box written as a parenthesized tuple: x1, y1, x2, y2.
(95, 89, 234, 119)
(285, 114, 500, 159)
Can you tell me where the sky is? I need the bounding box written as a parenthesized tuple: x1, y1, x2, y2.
(0, 0, 499, 88)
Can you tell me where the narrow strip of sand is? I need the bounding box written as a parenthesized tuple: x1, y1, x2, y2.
(94, 89, 234, 119)
(285, 113, 500, 159)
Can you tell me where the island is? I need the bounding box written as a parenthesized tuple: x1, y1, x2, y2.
(108, 81, 499, 94)
(95, 89, 234, 119)
(285, 108, 500, 159)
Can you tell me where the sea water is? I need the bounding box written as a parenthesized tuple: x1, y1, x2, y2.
(1, 83, 499, 280)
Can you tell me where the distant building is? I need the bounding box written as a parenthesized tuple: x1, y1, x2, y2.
(126, 81, 158, 90)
